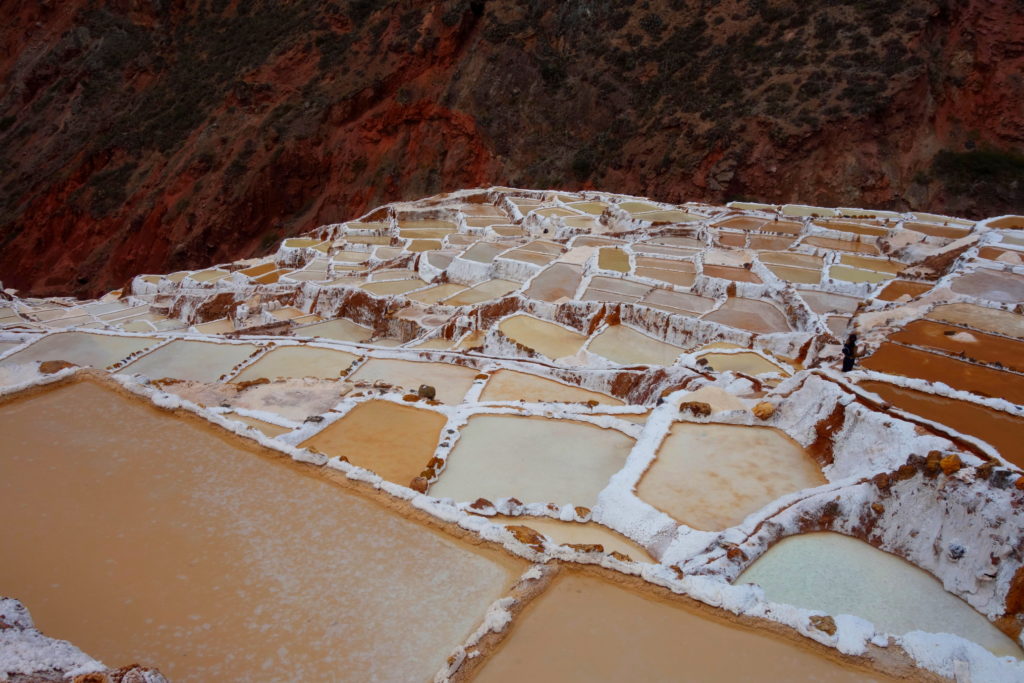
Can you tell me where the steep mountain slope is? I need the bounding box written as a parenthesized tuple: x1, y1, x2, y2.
(1, 0, 1022, 296)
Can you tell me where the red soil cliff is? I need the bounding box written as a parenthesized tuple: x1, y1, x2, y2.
(1, 0, 1021, 296)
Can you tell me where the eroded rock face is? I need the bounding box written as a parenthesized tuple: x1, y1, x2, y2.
(2, 1, 1023, 297)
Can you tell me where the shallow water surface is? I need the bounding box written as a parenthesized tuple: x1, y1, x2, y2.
(430, 415, 633, 507)
(738, 532, 1021, 658)
(0, 381, 520, 681)
(476, 573, 888, 682)
(638, 423, 824, 530)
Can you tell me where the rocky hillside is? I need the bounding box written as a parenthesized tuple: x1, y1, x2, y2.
(1, 0, 1022, 296)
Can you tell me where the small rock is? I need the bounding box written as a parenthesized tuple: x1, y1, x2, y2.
(235, 377, 270, 389)
(923, 451, 943, 478)
(303, 415, 324, 423)
(608, 550, 633, 562)
(940, 454, 963, 476)
(752, 401, 775, 420)
(872, 472, 891, 493)
(469, 498, 496, 514)
(976, 461, 995, 479)
(809, 615, 837, 636)
(1016, 477, 1024, 491)
(38, 359, 76, 374)
(948, 543, 966, 561)
(574, 506, 591, 521)
(894, 463, 918, 481)
(409, 477, 429, 493)
(402, 393, 419, 402)
(871, 502, 885, 515)
(474, 373, 489, 380)
(418, 384, 436, 399)
(725, 545, 747, 561)
(507, 525, 546, 552)
(566, 543, 604, 554)
(679, 401, 712, 417)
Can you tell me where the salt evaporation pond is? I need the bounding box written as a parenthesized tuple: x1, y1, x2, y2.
(347, 358, 477, 404)
(119, 339, 261, 382)
(638, 423, 825, 530)
(737, 532, 1022, 658)
(479, 369, 622, 405)
(0, 332, 158, 369)
(497, 315, 587, 360)
(0, 380, 520, 680)
(232, 345, 359, 381)
(858, 379, 1024, 466)
(293, 317, 373, 342)
(487, 517, 654, 562)
(430, 415, 633, 507)
(588, 324, 684, 366)
(475, 573, 887, 682)
(300, 400, 446, 485)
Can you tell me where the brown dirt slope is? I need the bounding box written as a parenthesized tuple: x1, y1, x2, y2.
(1, 0, 1022, 296)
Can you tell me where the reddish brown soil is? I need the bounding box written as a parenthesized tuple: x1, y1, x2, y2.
(1, 0, 1022, 297)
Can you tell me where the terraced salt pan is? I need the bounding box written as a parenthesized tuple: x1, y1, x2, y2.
(637, 423, 825, 530)
(430, 415, 634, 507)
(444, 279, 520, 306)
(0, 332, 158, 369)
(406, 283, 466, 304)
(766, 264, 821, 284)
(293, 317, 372, 342)
(802, 236, 880, 255)
(361, 279, 427, 295)
(476, 574, 884, 682)
(232, 345, 360, 381)
(588, 325, 684, 366)
(523, 263, 582, 302)
(698, 351, 786, 376)
(300, 400, 446, 485)
(193, 318, 234, 334)
(862, 343, 1024, 404)
(487, 517, 653, 562)
(877, 280, 932, 302)
(829, 265, 894, 284)
(479, 369, 623, 405)
(224, 412, 292, 437)
(889, 320, 1024, 372)
(230, 378, 348, 422)
(498, 315, 587, 360)
(858, 380, 1024, 466)
(737, 532, 1022, 658)
(704, 298, 792, 334)
(702, 263, 762, 284)
(0, 381, 520, 681)
(927, 303, 1024, 339)
(951, 269, 1024, 304)
(120, 340, 260, 382)
(348, 358, 477, 404)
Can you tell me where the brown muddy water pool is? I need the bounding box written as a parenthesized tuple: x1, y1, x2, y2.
(475, 573, 889, 682)
(0, 380, 520, 681)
